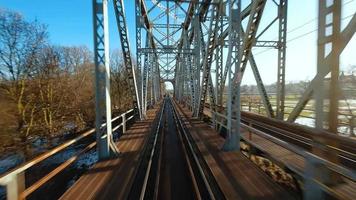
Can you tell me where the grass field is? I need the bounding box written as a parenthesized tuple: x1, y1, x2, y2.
(238, 93, 356, 136)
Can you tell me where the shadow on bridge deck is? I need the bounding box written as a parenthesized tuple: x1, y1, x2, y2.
(174, 101, 297, 200)
(60, 100, 298, 200)
(60, 104, 161, 200)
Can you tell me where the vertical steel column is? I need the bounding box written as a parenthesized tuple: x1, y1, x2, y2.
(183, 29, 195, 110)
(150, 51, 155, 105)
(155, 55, 160, 101)
(223, 0, 241, 151)
(216, 14, 224, 108)
(141, 32, 150, 118)
(175, 49, 183, 100)
(145, 47, 151, 109)
(315, 0, 341, 131)
(193, 15, 201, 116)
(93, 0, 115, 159)
(327, 1, 341, 133)
(152, 61, 156, 104)
(175, 54, 179, 98)
(276, 0, 287, 120)
(306, 2, 342, 196)
(135, 0, 143, 108)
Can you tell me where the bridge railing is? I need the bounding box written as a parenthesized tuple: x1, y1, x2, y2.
(0, 109, 134, 200)
(213, 111, 356, 200)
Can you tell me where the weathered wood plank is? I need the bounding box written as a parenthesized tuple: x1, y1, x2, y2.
(60, 105, 161, 200)
(175, 103, 296, 200)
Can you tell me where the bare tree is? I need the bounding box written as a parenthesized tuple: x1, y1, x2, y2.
(0, 9, 48, 140)
(110, 49, 133, 112)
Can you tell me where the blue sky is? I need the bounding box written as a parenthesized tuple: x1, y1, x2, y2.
(0, 0, 355, 85)
(0, 0, 135, 50)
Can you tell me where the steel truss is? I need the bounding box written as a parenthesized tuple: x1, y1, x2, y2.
(287, 1, 355, 133)
(93, 0, 119, 160)
(172, 0, 288, 151)
(92, 0, 355, 157)
(95, 0, 291, 154)
(113, 0, 142, 119)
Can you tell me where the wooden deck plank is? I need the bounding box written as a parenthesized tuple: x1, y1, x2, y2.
(204, 107, 356, 199)
(60, 105, 161, 200)
(242, 131, 306, 173)
(175, 103, 296, 200)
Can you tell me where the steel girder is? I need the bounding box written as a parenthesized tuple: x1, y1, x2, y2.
(183, 29, 196, 109)
(113, 0, 142, 119)
(287, 14, 355, 123)
(196, 2, 221, 118)
(136, 0, 162, 105)
(93, 0, 119, 160)
(135, 0, 143, 114)
(215, 12, 225, 108)
(193, 15, 201, 116)
(224, 0, 267, 151)
(315, 0, 341, 132)
(217, 1, 276, 120)
(276, 0, 288, 120)
(223, 0, 242, 151)
(232, 0, 267, 91)
(141, 32, 150, 117)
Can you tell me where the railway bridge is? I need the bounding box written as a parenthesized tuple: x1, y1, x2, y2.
(0, 0, 355, 199)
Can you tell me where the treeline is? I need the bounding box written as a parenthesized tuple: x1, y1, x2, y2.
(0, 9, 132, 144)
(241, 81, 311, 95)
(241, 74, 356, 98)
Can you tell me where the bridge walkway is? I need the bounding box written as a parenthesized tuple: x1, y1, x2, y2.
(203, 104, 356, 200)
(60, 100, 298, 200)
(60, 104, 162, 200)
(173, 101, 296, 200)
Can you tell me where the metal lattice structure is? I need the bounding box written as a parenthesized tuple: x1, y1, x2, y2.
(91, 0, 356, 157)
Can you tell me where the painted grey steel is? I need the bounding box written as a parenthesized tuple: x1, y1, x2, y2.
(214, 111, 356, 200)
(197, 2, 221, 118)
(276, 0, 287, 120)
(113, 0, 142, 119)
(223, 0, 241, 151)
(193, 15, 201, 116)
(136, 0, 143, 115)
(288, 1, 355, 126)
(141, 32, 150, 117)
(93, 0, 118, 160)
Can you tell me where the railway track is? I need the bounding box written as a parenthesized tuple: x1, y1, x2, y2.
(128, 98, 224, 200)
(240, 111, 356, 170)
(203, 103, 356, 170)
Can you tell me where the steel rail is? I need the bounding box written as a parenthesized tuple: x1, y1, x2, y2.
(135, 98, 218, 199)
(172, 98, 225, 199)
(211, 110, 356, 200)
(205, 103, 356, 160)
(212, 110, 356, 168)
(169, 101, 202, 199)
(139, 100, 165, 200)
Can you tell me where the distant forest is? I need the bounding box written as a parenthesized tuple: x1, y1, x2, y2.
(241, 72, 356, 98)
